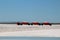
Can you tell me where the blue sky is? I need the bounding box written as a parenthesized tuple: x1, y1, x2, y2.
(0, 0, 60, 22)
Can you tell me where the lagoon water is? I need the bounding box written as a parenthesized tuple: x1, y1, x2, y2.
(0, 37, 60, 40)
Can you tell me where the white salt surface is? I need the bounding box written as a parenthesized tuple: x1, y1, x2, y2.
(0, 24, 60, 37)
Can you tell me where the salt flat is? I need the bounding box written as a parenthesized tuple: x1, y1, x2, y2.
(0, 24, 60, 37)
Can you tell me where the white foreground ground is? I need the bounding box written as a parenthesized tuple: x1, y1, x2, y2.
(0, 24, 60, 37)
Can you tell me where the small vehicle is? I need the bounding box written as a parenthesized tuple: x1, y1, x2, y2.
(31, 22, 40, 25)
(42, 22, 52, 26)
(16, 22, 30, 25)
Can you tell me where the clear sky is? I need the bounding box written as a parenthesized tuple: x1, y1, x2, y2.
(0, 0, 60, 22)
